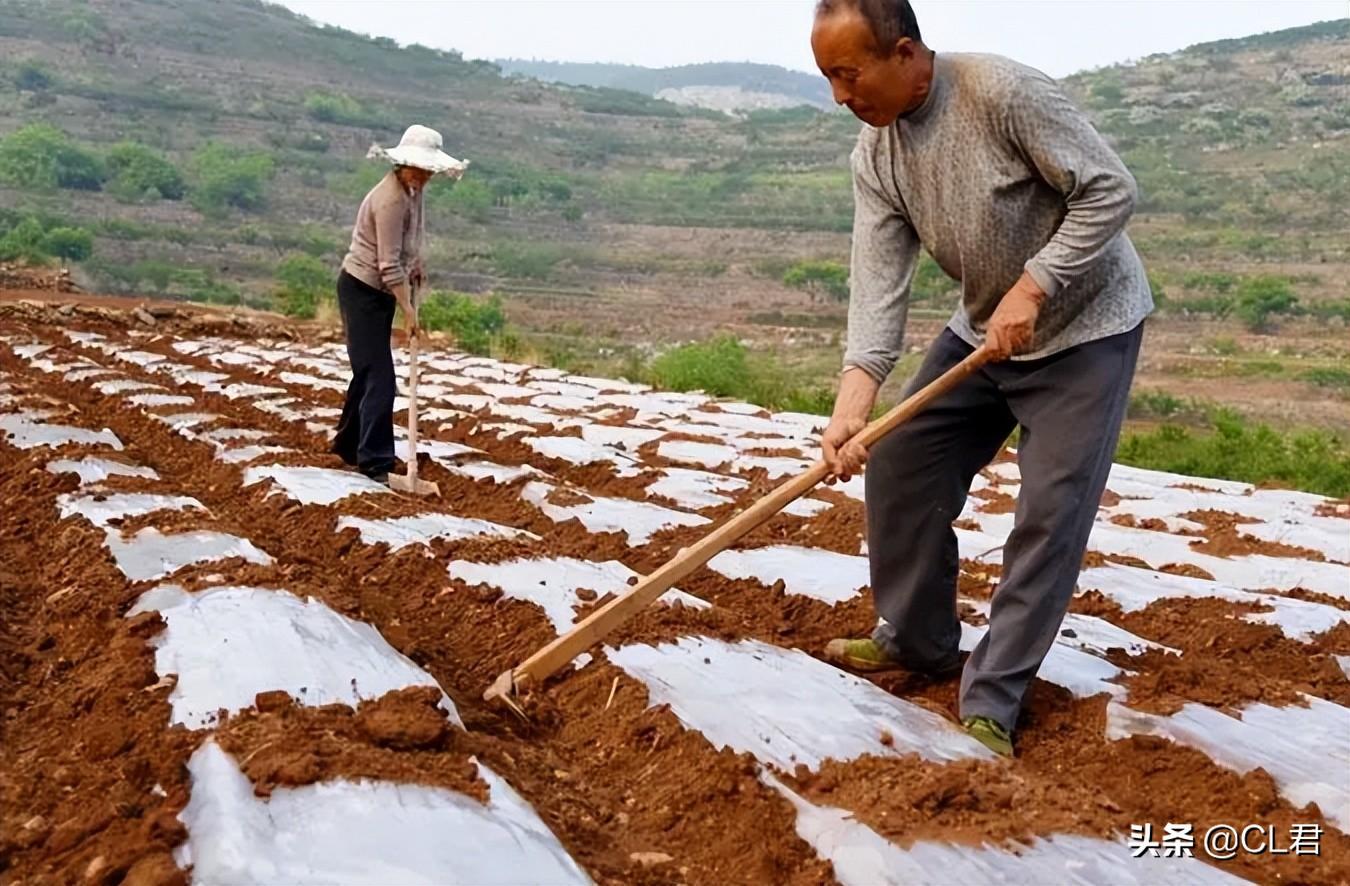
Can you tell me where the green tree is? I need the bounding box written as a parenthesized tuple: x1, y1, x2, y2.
(272, 253, 333, 318)
(0, 124, 106, 192)
(106, 142, 185, 201)
(189, 143, 275, 213)
(41, 227, 94, 263)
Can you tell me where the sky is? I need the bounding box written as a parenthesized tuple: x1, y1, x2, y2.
(276, 0, 1346, 78)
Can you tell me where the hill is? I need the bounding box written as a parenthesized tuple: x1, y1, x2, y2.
(0, 0, 1346, 435)
(496, 59, 833, 113)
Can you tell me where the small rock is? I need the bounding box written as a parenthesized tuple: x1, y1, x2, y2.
(1060, 628, 1078, 639)
(133, 307, 157, 327)
(879, 730, 894, 747)
(83, 854, 108, 881)
(254, 690, 294, 713)
(8, 814, 50, 849)
(123, 851, 186, 886)
(575, 587, 598, 602)
(57, 303, 76, 316)
(630, 851, 674, 867)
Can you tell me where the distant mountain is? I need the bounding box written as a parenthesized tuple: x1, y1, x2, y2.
(495, 60, 832, 113)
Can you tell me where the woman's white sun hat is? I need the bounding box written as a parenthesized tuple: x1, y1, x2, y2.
(367, 124, 469, 176)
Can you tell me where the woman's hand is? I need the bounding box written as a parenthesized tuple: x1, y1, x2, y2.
(394, 284, 418, 337)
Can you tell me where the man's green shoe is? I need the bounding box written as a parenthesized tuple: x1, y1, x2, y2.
(963, 715, 1014, 757)
(823, 638, 903, 673)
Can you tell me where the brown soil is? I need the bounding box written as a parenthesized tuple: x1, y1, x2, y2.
(1275, 587, 1350, 612)
(970, 487, 1018, 514)
(1314, 501, 1350, 520)
(1082, 551, 1153, 570)
(1109, 513, 1169, 532)
(0, 440, 201, 884)
(1107, 597, 1350, 713)
(214, 687, 486, 799)
(6, 306, 1350, 885)
(1156, 562, 1217, 580)
(1182, 510, 1327, 561)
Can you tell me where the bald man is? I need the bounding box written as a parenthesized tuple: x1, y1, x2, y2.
(811, 0, 1151, 756)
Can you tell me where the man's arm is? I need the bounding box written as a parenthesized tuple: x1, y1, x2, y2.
(841, 144, 921, 386)
(1008, 70, 1138, 299)
(824, 144, 920, 478)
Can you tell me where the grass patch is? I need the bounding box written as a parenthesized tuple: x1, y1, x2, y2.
(641, 335, 836, 414)
(746, 311, 845, 329)
(1117, 410, 1350, 497)
(1301, 367, 1350, 390)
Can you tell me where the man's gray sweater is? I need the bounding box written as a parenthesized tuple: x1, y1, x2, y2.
(844, 52, 1153, 382)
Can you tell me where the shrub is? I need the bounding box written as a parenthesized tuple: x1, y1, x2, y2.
(419, 292, 506, 354)
(105, 142, 185, 201)
(272, 253, 333, 319)
(0, 217, 50, 263)
(189, 142, 274, 213)
(41, 226, 93, 262)
(491, 242, 564, 280)
(648, 335, 755, 398)
(13, 61, 52, 92)
(0, 124, 106, 191)
(1233, 275, 1298, 333)
(783, 259, 849, 302)
(304, 91, 364, 124)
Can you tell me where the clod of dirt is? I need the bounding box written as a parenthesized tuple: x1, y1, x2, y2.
(254, 690, 294, 713)
(355, 687, 451, 750)
(1157, 562, 1216, 580)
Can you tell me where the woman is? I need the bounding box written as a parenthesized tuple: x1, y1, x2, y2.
(332, 124, 466, 483)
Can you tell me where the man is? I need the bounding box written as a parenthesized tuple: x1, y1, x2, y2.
(812, 0, 1151, 756)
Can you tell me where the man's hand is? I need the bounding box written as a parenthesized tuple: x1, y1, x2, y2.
(985, 271, 1047, 361)
(822, 368, 881, 482)
(822, 415, 867, 481)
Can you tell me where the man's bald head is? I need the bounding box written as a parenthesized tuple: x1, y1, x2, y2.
(812, 0, 932, 127)
(815, 0, 923, 56)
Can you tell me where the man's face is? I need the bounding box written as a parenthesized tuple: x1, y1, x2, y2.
(812, 8, 926, 127)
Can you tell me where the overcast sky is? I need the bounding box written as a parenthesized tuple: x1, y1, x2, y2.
(277, 1, 1346, 78)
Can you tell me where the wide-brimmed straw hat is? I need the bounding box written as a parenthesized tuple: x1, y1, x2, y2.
(367, 124, 468, 175)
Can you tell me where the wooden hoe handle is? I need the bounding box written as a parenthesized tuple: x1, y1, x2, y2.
(484, 347, 993, 703)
